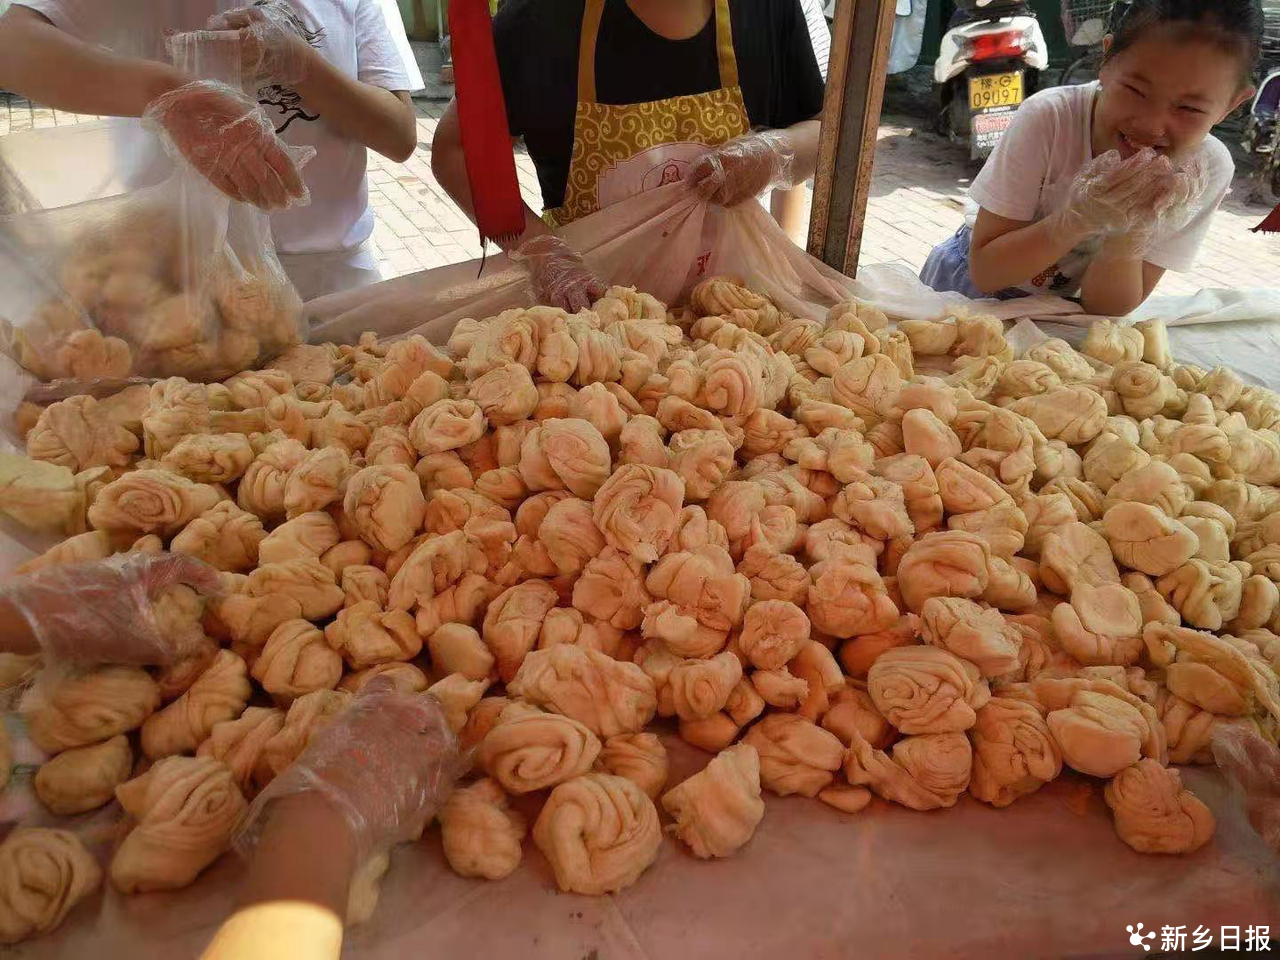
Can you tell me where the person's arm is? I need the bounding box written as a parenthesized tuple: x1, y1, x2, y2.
(430, 99, 549, 246)
(967, 207, 1090, 295)
(431, 100, 607, 310)
(0, 553, 220, 664)
(768, 118, 821, 242)
(779, 117, 821, 185)
(970, 147, 1189, 299)
(1213, 724, 1280, 855)
(1078, 239, 1165, 316)
(200, 795, 354, 960)
(771, 186, 808, 244)
(205, 678, 462, 960)
(0, 5, 185, 116)
(689, 118, 820, 208)
(0, 6, 306, 208)
(294, 61, 416, 162)
(239, 794, 357, 914)
(765, 0, 827, 231)
(207, 3, 417, 162)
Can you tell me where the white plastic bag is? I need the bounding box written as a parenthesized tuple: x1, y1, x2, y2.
(0, 159, 308, 383)
(308, 183, 866, 345)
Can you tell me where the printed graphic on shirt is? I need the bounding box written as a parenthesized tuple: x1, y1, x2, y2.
(1030, 263, 1073, 292)
(251, 1, 327, 134)
(259, 84, 320, 133)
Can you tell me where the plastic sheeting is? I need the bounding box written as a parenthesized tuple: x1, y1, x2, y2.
(8, 734, 1279, 960)
(307, 183, 861, 346)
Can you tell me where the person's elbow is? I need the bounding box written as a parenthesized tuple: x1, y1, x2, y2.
(382, 132, 416, 163)
(377, 94, 418, 162)
(429, 104, 463, 190)
(428, 129, 452, 183)
(386, 111, 417, 162)
(965, 247, 1005, 296)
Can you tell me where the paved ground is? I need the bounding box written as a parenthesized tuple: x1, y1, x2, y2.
(3, 90, 1276, 298)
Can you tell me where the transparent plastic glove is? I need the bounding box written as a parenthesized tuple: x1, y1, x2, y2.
(0, 552, 221, 666)
(1104, 154, 1208, 259)
(1212, 724, 1280, 854)
(509, 234, 609, 313)
(205, 1, 314, 87)
(687, 131, 798, 207)
(1057, 148, 1179, 240)
(142, 79, 312, 210)
(235, 677, 463, 864)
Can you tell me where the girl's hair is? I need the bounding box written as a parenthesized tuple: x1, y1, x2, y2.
(1103, 0, 1265, 84)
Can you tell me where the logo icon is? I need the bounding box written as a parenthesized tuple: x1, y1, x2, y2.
(1126, 924, 1156, 950)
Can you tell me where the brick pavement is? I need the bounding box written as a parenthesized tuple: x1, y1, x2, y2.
(3, 93, 1276, 297)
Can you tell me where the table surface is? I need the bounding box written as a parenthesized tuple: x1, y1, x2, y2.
(5, 308, 1280, 957)
(11, 734, 1280, 960)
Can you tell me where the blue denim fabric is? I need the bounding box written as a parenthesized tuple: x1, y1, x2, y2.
(919, 226, 1028, 302)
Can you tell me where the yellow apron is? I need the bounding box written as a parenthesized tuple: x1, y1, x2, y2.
(546, 0, 750, 226)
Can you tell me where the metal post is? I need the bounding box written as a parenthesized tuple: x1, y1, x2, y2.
(807, 0, 897, 276)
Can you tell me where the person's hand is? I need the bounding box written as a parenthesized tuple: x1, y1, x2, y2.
(142, 79, 310, 209)
(0, 552, 221, 666)
(1058, 148, 1186, 243)
(1102, 155, 1207, 259)
(235, 677, 463, 863)
(1212, 724, 1280, 854)
(687, 131, 798, 207)
(205, 1, 315, 87)
(510, 234, 609, 312)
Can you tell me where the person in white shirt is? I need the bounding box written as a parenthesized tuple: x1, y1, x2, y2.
(920, 0, 1262, 316)
(0, 0, 421, 300)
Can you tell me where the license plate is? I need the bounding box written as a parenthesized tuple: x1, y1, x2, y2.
(970, 72, 1024, 110)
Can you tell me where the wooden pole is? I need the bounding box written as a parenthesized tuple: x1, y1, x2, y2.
(807, 0, 897, 276)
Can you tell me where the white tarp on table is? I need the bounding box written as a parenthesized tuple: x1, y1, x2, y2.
(9, 735, 1279, 960)
(852, 263, 1280, 390)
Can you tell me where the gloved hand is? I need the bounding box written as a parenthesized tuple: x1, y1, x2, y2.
(205, 1, 315, 87)
(1058, 148, 1190, 244)
(1212, 724, 1280, 854)
(1103, 154, 1207, 259)
(235, 677, 462, 864)
(142, 79, 311, 209)
(687, 131, 799, 207)
(0, 552, 221, 666)
(510, 234, 609, 313)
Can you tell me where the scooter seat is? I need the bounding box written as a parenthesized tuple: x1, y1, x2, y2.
(949, 0, 1030, 24)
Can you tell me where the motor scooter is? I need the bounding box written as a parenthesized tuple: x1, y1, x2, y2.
(935, 0, 1048, 161)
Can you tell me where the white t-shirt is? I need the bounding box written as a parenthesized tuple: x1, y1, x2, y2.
(15, 0, 416, 255)
(966, 81, 1234, 297)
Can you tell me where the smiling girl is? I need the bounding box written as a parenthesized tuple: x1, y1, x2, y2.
(920, 0, 1262, 316)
